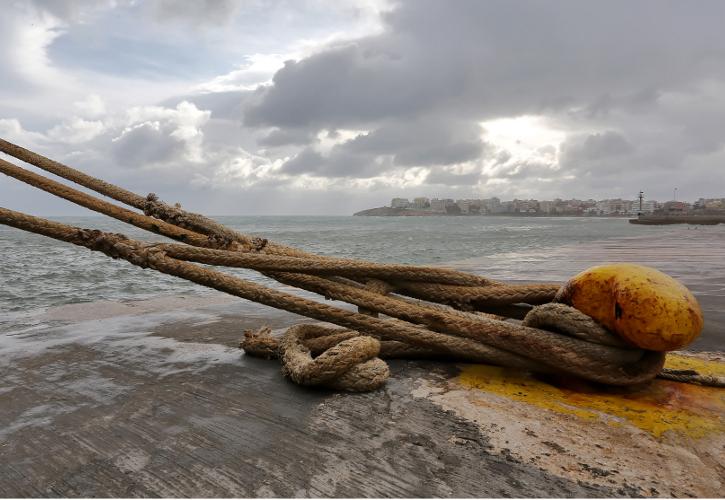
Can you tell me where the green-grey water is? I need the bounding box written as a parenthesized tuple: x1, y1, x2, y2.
(3, 215, 724, 351)
(1, 215, 661, 314)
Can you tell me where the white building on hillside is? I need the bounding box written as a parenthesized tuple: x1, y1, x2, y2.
(456, 199, 471, 213)
(430, 198, 446, 212)
(412, 197, 430, 209)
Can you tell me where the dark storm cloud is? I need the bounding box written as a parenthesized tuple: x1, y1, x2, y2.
(342, 119, 485, 166)
(246, 0, 725, 129)
(110, 123, 182, 167)
(258, 127, 316, 147)
(280, 148, 324, 174)
(278, 118, 486, 178)
(151, 0, 240, 26)
(425, 168, 483, 187)
(281, 146, 389, 178)
(236, 0, 725, 202)
(560, 131, 634, 164)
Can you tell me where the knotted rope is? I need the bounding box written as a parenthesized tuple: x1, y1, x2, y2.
(2, 207, 669, 386)
(0, 138, 721, 390)
(239, 303, 671, 392)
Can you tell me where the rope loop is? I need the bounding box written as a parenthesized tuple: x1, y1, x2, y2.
(243, 325, 390, 392)
(523, 303, 629, 347)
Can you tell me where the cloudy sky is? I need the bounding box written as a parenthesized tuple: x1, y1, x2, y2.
(1, 0, 724, 215)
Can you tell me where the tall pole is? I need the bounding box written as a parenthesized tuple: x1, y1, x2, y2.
(674, 187, 678, 201)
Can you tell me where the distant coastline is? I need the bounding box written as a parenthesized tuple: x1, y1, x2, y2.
(358, 196, 725, 218)
(353, 207, 629, 217)
(356, 195, 725, 218)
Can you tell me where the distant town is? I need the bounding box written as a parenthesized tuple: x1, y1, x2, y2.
(354, 195, 725, 217)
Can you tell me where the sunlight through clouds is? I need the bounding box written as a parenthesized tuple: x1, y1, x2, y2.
(1, 0, 724, 214)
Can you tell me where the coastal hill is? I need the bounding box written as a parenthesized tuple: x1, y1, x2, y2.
(353, 206, 445, 216)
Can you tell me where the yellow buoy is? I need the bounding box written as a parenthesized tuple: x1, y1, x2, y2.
(555, 263, 703, 351)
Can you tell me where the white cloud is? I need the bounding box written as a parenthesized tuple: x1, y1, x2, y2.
(150, 0, 242, 27)
(190, 149, 283, 189)
(47, 117, 105, 144)
(111, 101, 211, 165)
(481, 116, 566, 165)
(0, 4, 69, 91)
(73, 94, 106, 118)
(315, 128, 368, 154)
(195, 54, 291, 93)
(0, 119, 47, 147)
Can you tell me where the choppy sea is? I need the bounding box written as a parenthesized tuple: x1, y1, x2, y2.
(1, 215, 664, 312)
(2, 215, 724, 351)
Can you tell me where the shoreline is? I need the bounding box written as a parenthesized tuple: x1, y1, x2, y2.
(354, 206, 635, 217)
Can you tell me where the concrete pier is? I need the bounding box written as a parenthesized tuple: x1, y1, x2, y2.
(630, 215, 725, 225)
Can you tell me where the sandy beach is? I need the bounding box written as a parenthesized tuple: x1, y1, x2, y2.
(1, 227, 724, 497)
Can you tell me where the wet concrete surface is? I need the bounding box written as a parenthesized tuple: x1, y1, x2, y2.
(2, 298, 723, 497)
(1, 312, 616, 497)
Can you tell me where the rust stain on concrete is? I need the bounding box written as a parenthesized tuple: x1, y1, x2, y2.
(413, 351, 724, 496)
(457, 352, 725, 438)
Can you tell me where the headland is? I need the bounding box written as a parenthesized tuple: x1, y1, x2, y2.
(355, 195, 725, 218)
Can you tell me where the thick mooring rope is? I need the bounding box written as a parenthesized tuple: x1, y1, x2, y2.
(0, 207, 669, 389)
(1, 138, 722, 391)
(0, 141, 560, 310)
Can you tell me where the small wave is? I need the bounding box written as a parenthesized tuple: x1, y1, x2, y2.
(0, 216, 659, 319)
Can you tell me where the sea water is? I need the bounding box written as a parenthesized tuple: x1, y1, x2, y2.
(1, 215, 661, 314)
(4, 215, 725, 352)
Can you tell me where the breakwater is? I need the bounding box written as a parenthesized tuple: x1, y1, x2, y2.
(630, 215, 725, 225)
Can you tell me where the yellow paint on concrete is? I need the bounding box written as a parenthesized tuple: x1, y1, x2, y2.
(458, 354, 725, 439)
(664, 352, 725, 377)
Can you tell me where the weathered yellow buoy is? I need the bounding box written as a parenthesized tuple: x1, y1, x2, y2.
(555, 263, 703, 351)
